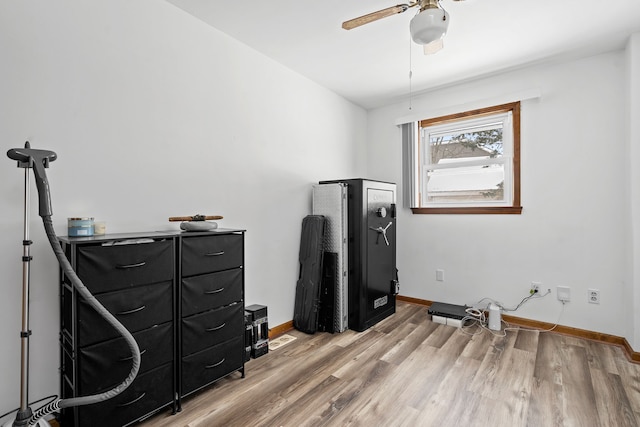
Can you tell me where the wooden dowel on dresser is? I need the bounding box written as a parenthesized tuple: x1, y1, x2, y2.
(169, 215, 223, 222)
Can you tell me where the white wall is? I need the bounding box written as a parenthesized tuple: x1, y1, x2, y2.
(628, 34, 640, 348)
(368, 49, 635, 344)
(0, 0, 367, 417)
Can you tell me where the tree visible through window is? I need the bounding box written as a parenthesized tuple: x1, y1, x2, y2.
(413, 102, 521, 214)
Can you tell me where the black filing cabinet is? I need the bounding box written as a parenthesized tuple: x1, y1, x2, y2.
(59, 229, 246, 426)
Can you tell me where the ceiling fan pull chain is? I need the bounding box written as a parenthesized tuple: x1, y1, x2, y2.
(439, 0, 449, 20)
(408, 33, 413, 110)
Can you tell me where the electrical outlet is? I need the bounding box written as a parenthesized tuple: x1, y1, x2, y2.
(588, 289, 600, 304)
(530, 281, 541, 295)
(557, 286, 571, 302)
(436, 269, 445, 282)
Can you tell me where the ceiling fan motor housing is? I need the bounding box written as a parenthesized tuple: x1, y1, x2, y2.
(410, 8, 449, 45)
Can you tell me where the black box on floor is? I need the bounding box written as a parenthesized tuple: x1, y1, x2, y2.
(246, 304, 268, 321)
(245, 304, 269, 358)
(427, 302, 469, 320)
(252, 339, 269, 358)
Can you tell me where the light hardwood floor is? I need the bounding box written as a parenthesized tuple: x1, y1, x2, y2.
(141, 302, 640, 427)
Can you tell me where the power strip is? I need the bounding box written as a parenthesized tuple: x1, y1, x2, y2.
(432, 315, 463, 328)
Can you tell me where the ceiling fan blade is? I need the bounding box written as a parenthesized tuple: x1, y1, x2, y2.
(423, 38, 444, 55)
(342, 3, 416, 30)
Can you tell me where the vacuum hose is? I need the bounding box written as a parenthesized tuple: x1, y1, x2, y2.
(7, 144, 141, 426)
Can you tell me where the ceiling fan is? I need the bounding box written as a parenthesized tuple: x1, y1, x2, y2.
(342, 0, 464, 54)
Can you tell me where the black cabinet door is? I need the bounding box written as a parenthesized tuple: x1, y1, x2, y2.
(365, 186, 396, 322)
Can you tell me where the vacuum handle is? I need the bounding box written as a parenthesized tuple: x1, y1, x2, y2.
(7, 143, 57, 217)
(33, 159, 54, 217)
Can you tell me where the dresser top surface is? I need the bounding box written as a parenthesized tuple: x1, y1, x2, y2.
(58, 228, 245, 244)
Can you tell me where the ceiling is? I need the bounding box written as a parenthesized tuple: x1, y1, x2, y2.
(165, 0, 640, 110)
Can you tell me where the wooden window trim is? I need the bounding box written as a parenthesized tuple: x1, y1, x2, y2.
(411, 206, 522, 215)
(415, 101, 521, 215)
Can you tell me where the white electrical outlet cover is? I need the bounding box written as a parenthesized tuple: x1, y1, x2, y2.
(557, 286, 571, 302)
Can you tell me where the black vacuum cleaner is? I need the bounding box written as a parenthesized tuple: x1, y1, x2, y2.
(4, 142, 141, 427)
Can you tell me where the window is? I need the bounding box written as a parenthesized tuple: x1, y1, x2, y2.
(409, 102, 521, 214)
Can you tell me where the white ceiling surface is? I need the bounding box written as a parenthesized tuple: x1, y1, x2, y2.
(165, 0, 640, 109)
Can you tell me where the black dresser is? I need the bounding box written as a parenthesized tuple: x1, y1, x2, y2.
(178, 233, 245, 397)
(59, 229, 245, 427)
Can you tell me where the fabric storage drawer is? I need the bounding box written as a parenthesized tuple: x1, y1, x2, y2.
(77, 322, 173, 394)
(181, 234, 243, 277)
(77, 281, 173, 347)
(181, 335, 244, 395)
(76, 362, 174, 427)
(181, 268, 242, 317)
(182, 303, 243, 356)
(77, 240, 173, 293)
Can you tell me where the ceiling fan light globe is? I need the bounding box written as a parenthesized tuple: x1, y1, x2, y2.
(410, 8, 449, 45)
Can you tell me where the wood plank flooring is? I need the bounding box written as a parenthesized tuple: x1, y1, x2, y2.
(141, 302, 640, 427)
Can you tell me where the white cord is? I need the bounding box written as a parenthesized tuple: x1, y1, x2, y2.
(458, 309, 486, 336)
(460, 301, 565, 338)
(458, 317, 485, 337)
(460, 295, 565, 338)
(503, 300, 566, 334)
(473, 289, 551, 313)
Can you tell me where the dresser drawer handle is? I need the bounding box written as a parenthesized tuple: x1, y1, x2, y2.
(116, 261, 146, 269)
(117, 305, 146, 315)
(205, 323, 226, 332)
(205, 251, 225, 257)
(204, 287, 224, 295)
(117, 392, 146, 407)
(118, 349, 147, 362)
(205, 358, 225, 369)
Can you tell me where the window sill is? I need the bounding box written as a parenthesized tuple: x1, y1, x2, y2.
(411, 206, 523, 215)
